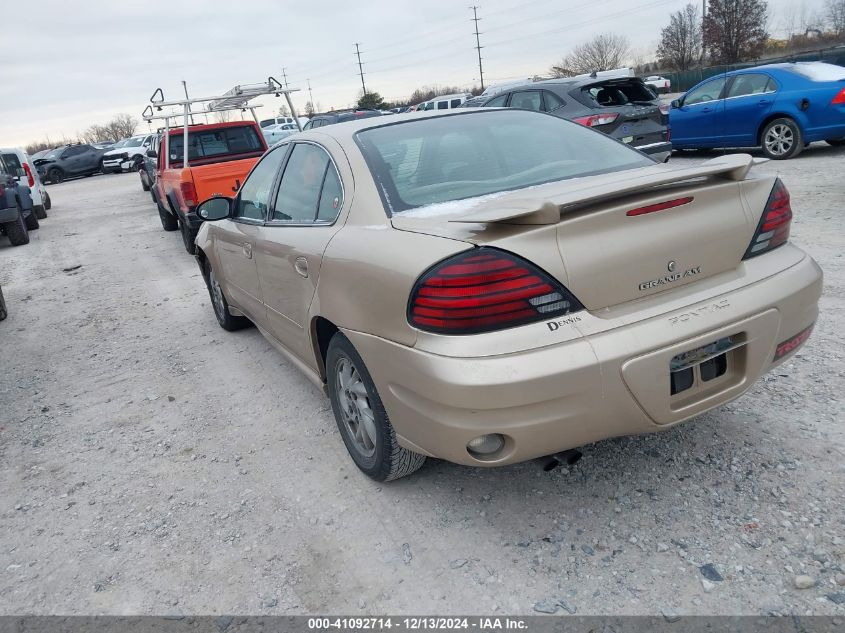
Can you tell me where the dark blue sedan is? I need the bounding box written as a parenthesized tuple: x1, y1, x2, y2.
(669, 62, 845, 159)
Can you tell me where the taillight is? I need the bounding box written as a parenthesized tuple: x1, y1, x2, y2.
(23, 163, 35, 187)
(180, 181, 198, 209)
(408, 247, 583, 334)
(831, 87, 845, 105)
(573, 113, 619, 127)
(743, 179, 792, 260)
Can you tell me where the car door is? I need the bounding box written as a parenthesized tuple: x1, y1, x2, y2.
(670, 76, 728, 147)
(253, 141, 347, 361)
(61, 146, 87, 175)
(211, 145, 289, 322)
(719, 73, 777, 146)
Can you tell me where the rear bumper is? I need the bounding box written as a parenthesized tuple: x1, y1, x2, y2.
(636, 141, 673, 162)
(344, 250, 822, 467)
(0, 206, 20, 223)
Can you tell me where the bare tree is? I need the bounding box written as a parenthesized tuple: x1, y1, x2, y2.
(551, 33, 630, 76)
(104, 114, 138, 141)
(829, 0, 845, 33)
(304, 101, 315, 117)
(213, 110, 232, 123)
(80, 124, 114, 144)
(278, 104, 290, 117)
(657, 4, 703, 70)
(704, 0, 769, 64)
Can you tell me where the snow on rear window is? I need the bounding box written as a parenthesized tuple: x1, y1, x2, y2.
(786, 63, 845, 82)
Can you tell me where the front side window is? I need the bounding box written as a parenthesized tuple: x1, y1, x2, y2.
(484, 94, 508, 107)
(234, 145, 288, 221)
(727, 73, 774, 98)
(272, 143, 335, 223)
(684, 77, 727, 106)
(356, 110, 653, 214)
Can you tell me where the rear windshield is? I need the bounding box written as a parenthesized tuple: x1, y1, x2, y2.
(584, 80, 657, 106)
(785, 63, 845, 82)
(168, 126, 263, 164)
(355, 110, 653, 214)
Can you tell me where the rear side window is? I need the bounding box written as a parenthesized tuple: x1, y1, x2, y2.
(484, 94, 508, 107)
(510, 91, 542, 111)
(169, 126, 263, 163)
(450, 99, 462, 108)
(727, 74, 774, 98)
(543, 91, 565, 111)
(273, 144, 331, 223)
(437, 101, 449, 110)
(356, 110, 653, 213)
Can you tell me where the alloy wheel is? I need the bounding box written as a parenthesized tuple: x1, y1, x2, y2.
(335, 357, 377, 458)
(764, 124, 794, 157)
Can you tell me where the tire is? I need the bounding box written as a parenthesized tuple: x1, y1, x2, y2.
(33, 204, 47, 220)
(2, 211, 29, 246)
(133, 157, 144, 172)
(43, 192, 51, 211)
(23, 206, 39, 230)
(205, 262, 252, 331)
(761, 118, 803, 160)
(0, 285, 7, 321)
(180, 219, 197, 255)
(158, 206, 178, 232)
(47, 168, 64, 184)
(141, 175, 150, 192)
(826, 138, 845, 147)
(326, 332, 426, 482)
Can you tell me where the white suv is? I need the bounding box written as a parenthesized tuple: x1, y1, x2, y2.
(101, 135, 153, 173)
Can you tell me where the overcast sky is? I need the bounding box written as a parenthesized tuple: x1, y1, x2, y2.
(0, 0, 808, 147)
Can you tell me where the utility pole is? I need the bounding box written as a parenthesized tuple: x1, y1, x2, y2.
(354, 43, 367, 96)
(281, 68, 289, 89)
(181, 80, 195, 125)
(307, 79, 315, 110)
(470, 6, 485, 91)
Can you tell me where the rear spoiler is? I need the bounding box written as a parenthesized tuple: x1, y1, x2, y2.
(449, 154, 768, 225)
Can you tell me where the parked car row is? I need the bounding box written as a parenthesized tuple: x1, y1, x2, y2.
(0, 149, 50, 247)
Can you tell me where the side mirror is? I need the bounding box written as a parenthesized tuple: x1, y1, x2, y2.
(146, 149, 157, 158)
(196, 197, 232, 221)
(670, 99, 681, 109)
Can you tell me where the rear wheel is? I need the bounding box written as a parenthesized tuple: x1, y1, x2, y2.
(33, 204, 47, 220)
(43, 192, 52, 211)
(2, 212, 29, 246)
(326, 332, 426, 482)
(23, 206, 39, 230)
(206, 263, 251, 331)
(761, 118, 803, 160)
(47, 168, 64, 184)
(158, 206, 178, 231)
(141, 174, 150, 191)
(0, 285, 7, 321)
(826, 138, 845, 147)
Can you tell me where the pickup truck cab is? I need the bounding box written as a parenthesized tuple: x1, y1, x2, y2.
(151, 121, 267, 254)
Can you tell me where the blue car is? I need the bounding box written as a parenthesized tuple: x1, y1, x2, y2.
(670, 62, 845, 159)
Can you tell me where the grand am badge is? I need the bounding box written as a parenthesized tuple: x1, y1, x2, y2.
(639, 265, 701, 291)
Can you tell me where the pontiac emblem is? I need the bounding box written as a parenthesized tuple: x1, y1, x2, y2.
(667, 260, 676, 272)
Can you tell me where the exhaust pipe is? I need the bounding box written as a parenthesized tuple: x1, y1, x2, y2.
(539, 449, 582, 471)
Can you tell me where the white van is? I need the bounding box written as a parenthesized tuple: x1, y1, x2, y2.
(419, 93, 472, 111)
(0, 147, 50, 219)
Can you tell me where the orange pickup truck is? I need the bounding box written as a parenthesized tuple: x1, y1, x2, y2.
(151, 121, 267, 254)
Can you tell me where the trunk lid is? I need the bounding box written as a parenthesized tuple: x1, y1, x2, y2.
(391, 155, 767, 311)
(574, 79, 667, 145)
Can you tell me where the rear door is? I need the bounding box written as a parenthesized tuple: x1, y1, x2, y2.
(670, 76, 728, 147)
(254, 141, 346, 361)
(720, 73, 776, 145)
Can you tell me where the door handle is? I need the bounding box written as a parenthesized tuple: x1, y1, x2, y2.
(242, 242, 253, 259)
(757, 100, 771, 106)
(701, 107, 712, 113)
(294, 256, 309, 278)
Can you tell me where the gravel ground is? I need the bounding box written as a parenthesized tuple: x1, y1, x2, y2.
(1, 145, 843, 616)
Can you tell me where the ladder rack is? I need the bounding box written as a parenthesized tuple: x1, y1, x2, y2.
(142, 77, 301, 169)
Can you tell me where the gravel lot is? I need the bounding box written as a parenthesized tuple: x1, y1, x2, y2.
(1, 144, 843, 616)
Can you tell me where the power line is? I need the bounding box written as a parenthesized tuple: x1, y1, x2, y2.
(471, 6, 485, 90)
(354, 43, 367, 95)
